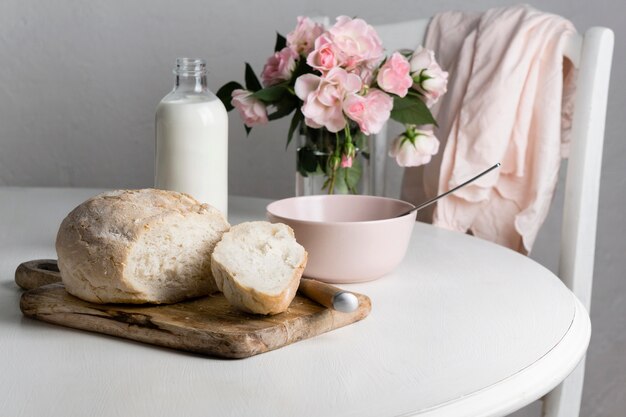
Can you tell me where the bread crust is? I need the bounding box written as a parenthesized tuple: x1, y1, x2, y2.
(56, 189, 229, 304)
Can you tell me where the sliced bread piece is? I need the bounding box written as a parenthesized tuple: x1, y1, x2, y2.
(211, 221, 307, 315)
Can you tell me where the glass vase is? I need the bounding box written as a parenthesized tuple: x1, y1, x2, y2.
(295, 125, 386, 196)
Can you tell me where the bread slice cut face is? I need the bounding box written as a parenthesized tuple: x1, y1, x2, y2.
(211, 221, 307, 315)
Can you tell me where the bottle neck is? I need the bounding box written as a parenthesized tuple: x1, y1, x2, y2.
(172, 58, 208, 94)
(175, 74, 208, 93)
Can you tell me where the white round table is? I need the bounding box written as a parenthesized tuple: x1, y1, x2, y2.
(0, 188, 590, 417)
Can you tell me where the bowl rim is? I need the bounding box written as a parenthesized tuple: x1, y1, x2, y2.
(266, 194, 417, 226)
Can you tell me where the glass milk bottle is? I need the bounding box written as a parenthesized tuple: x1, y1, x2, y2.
(155, 58, 228, 217)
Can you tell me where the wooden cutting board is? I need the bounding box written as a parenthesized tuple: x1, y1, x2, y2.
(17, 260, 371, 359)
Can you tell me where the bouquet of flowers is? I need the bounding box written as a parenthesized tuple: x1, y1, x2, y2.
(218, 16, 448, 194)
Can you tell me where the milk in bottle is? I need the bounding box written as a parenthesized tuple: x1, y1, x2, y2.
(155, 58, 228, 217)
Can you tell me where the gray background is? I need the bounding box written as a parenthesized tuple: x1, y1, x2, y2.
(1, 1, 623, 415)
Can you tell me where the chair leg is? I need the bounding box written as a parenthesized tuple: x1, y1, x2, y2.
(542, 357, 586, 417)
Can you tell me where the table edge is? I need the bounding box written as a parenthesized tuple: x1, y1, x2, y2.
(401, 293, 590, 417)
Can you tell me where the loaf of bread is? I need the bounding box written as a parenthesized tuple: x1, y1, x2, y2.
(211, 221, 307, 315)
(56, 189, 230, 304)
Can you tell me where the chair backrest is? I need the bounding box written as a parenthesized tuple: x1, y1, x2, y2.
(372, 18, 614, 311)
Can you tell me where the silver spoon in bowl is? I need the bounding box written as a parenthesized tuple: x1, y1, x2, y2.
(397, 162, 501, 217)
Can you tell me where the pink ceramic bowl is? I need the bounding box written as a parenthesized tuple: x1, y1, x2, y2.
(266, 195, 417, 283)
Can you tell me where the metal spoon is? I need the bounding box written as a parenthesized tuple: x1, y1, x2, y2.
(397, 162, 501, 217)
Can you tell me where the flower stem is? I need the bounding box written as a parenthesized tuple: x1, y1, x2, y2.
(327, 131, 342, 194)
(344, 125, 352, 145)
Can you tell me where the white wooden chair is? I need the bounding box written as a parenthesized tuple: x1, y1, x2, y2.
(372, 17, 614, 417)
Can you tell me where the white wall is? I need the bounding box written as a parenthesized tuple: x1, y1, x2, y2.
(1, 1, 624, 415)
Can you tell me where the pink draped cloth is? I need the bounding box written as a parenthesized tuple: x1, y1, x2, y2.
(400, 5, 577, 254)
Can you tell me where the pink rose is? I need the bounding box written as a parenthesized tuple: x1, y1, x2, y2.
(286, 16, 324, 55)
(261, 47, 298, 86)
(343, 89, 393, 135)
(376, 52, 413, 97)
(294, 67, 362, 133)
(307, 34, 338, 73)
(340, 154, 353, 168)
(355, 65, 376, 86)
(328, 16, 384, 71)
(231, 89, 268, 127)
(388, 127, 440, 167)
(409, 46, 448, 107)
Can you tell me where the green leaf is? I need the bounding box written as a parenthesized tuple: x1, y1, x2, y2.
(398, 48, 413, 58)
(268, 94, 297, 121)
(345, 158, 363, 193)
(353, 131, 368, 153)
(245, 63, 262, 92)
(390, 95, 437, 126)
(298, 147, 318, 173)
(330, 158, 362, 194)
(318, 154, 329, 173)
(216, 81, 243, 111)
(298, 165, 309, 177)
(274, 32, 287, 52)
(291, 57, 314, 81)
(287, 109, 303, 149)
(251, 85, 287, 102)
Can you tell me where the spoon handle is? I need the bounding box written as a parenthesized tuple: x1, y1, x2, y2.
(402, 163, 501, 216)
(298, 278, 359, 313)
